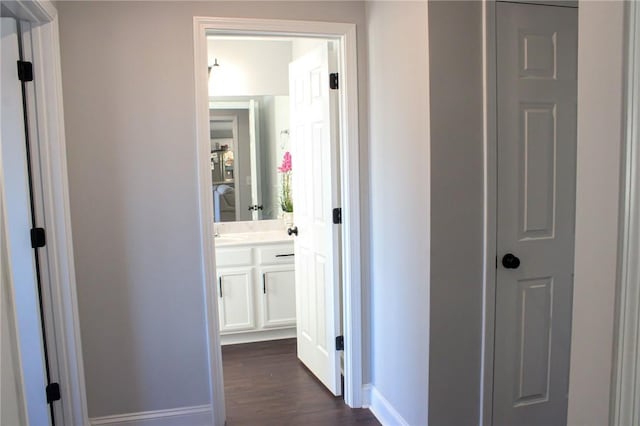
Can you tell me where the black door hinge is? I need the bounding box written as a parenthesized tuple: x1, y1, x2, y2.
(336, 335, 344, 351)
(31, 228, 46, 248)
(46, 382, 61, 403)
(17, 61, 33, 82)
(332, 208, 342, 224)
(329, 73, 339, 90)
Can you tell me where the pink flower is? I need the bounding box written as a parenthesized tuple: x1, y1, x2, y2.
(278, 151, 292, 173)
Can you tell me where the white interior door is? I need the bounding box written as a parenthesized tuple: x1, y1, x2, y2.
(289, 42, 341, 395)
(0, 17, 52, 426)
(493, 3, 577, 426)
(1, 176, 27, 426)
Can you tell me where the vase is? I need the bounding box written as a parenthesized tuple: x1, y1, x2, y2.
(283, 212, 294, 228)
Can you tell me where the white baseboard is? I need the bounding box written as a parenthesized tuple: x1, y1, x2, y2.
(89, 405, 212, 426)
(363, 385, 410, 426)
(220, 327, 296, 345)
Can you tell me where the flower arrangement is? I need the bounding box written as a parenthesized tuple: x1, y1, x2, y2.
(278, 151, 293, 213)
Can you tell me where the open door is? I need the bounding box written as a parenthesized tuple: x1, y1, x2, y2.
(289, 42, 342, 395)
(1, 17, 54, 426)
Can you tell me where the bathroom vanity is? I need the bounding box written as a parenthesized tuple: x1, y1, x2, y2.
(215, 231, 296, 345)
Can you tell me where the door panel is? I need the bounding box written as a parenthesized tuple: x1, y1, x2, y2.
(261, 268, 296, 328)
(520, 103, 556, 239)
(514, 277, 553, 405)
(289, 42, 341, 395)
(493, 3, 577, 426)
(218, 269, 255, 333)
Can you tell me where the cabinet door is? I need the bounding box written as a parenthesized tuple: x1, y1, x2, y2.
(260, 267, 296, 329)
(218, 268, 255, 333)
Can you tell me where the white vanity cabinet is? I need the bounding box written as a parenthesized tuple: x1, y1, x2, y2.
(216, 240, 296, 345)
(258, 246, 297, 329)
(217, 268, 255, 333)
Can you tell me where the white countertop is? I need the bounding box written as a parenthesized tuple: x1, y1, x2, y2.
(214, 230, 294, 247)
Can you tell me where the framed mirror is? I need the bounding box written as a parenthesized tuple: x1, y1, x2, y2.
(209, 97, 290, 222)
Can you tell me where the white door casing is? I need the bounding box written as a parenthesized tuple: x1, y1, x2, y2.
(195, 19, 362, 419)
(493, 3, 578, 426)
(0, 16, 52, 426)
(289, 42, 342, 395)
(612, 2, 640, 423)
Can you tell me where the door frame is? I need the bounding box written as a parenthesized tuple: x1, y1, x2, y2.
(193, 17, 362, 425)
(0, 1, 90, 425)
(611, 1, 640, 424)
(480, 2, 499, 423)
(479, 1, 578, 425)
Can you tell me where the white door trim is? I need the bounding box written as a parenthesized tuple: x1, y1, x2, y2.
(193, 17, 362, 425)
(2, 1, 90, 425)
(480, 2, 499, 425)
(611, 1, 640, 424)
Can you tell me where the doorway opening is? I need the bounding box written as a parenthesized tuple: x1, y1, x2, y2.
(193, 18, 365, 425)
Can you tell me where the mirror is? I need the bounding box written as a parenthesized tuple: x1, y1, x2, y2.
(210, 96, 290, 222)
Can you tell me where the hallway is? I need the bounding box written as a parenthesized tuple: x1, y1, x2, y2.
(222, 339, 379, 425)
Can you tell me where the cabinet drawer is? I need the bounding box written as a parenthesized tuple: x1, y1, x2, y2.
(258, 245, 295, 265)
(216, 247, 253, 267)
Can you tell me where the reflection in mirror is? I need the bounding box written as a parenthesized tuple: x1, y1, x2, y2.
(209, 97, 290, 222)
(210, 115, 238, 222)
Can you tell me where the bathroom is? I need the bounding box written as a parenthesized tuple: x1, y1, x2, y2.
(207, 34, 360, 423)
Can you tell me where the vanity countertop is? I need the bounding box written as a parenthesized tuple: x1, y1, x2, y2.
(214, 230, 294, 248)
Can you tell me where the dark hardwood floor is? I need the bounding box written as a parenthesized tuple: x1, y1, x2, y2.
(222, 339, 380, 425)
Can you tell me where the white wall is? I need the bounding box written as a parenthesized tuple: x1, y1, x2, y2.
(260, 95, 290, 219)
(207, 39, 291, 96)
(291, 38, 325, 60)
(366, 2, 430, 425)
(567, 1, 626, 424)
(56, 1, 370, 419)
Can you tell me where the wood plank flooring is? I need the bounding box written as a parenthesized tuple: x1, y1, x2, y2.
(222, 339, 379, 425)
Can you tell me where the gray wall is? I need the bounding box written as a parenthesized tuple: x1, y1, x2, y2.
(567, 1, 625, 424)
(366, 2, 430, 424)
(427, 2, 484, 425)
(57, 1, 369, 418)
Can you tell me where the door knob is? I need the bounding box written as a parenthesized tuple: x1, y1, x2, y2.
(287, 226, 298, 236)
(502, 253, 521, 269)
